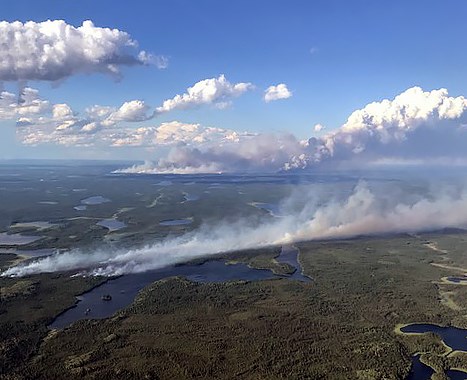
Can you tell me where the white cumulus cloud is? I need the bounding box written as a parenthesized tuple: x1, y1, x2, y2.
(0, 87, 50, 119)
(110, 121, 251, 147)
(0, 20, 165, 82)
(317, 86, 467, 163)
(264, 83, 292, 102)
(313, 123, 325, 132)
(102, 100, 153, 126)
(14, 89, 155, 146)
(156, 74, 254, 113)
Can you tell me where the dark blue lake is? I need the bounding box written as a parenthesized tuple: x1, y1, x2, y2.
(446, 276, 467, 284)
(50, 260, 280, 329)
(406, 355, 434, 380)
(401, 324, 467, 351)
(49, 245, 311, 330)
(276, 245, 311, 282)
(446, 370, 467, 379)
(402, 323, 467, 379)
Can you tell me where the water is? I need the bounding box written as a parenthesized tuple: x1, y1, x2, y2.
(401, 324, 467, 379)
(400, 324, 467, 351)
(159, 218, 193, 226)
(73, 205, 87, 211)
(16, 248, 57, 258)
(183, 193, 200, 202)
(81, 196, 111, 205)
(276, 246, 311, 282)
(49, 247, 315, 330)
(249, 202, 283, 217)
(96, 219, 127, 232)
(10, 221, 57, 231)
(156, 180, 172, 186)
(406, 355, 434, 380)
(446, 370, 467, 379)
(0, 232, 43, 246)
(446, 276, 467, 284)
(49, 260, 279, 329)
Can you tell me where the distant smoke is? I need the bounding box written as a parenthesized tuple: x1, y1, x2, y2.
(4, 180, 467, 277)
(116, 133, 306, 174)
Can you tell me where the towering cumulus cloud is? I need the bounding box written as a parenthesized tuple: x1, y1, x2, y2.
(4, 181, 467, 277)
(0, 20, 165, 81)
(309, 86, 467, 167)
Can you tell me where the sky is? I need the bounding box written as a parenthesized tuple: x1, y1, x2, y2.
(2, 0, 467, 172)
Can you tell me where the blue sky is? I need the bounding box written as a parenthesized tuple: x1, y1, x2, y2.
(2, 0, 467, 166)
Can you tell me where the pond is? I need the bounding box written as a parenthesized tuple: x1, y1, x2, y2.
(249, 202, 283, 217)
(96, 219, 127, 232)
(183, 193, 200, 202)
(276, 245, 311, 282)
(406, 354, 434, 380)
(159, 218, 193, 226)
(446, 276, 467, 284)
(0, 232, 43, 246)
(401, 324, 467, 351)
(401, 323, 467, 379)
(81, 196, 111, 205)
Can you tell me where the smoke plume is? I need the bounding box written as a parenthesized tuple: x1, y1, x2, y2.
(3, 181, 467, 277)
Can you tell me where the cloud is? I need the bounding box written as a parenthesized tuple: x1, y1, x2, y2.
(156, 74, 254, 113)
(110, 121, 248, 147)
(5, 180, 467, 277)
(313, 123, 325, 132)
(13, 88, 155, 146)
(104, 100, 153, 125)
(0, 87, 50, 119)
(264, 83, 292, 102)
(137, 51, 169, 69)
(309, 86, 467, 166)
(0, 20, 165, 82)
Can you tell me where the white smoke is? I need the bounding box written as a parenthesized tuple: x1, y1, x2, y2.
(115, 133, 306, 174)
(4, 181, 467, 278)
